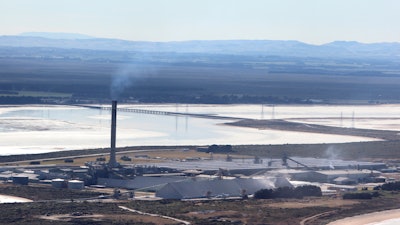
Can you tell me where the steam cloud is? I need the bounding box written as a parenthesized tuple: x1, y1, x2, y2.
(325, 145, 339, 160)
(110, 68, 134, 100)
(110, 63, 156, 100)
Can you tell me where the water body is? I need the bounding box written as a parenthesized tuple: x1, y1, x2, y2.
(1, 104, 397, 156)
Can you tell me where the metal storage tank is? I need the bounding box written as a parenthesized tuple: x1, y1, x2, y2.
(51, 178, 65, 188)
(67, 180, 84, 190)
(12, 176, 29, 185)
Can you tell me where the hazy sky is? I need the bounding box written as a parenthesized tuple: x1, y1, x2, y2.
(1, 0, 399, 44)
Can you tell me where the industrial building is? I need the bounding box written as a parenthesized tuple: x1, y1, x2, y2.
(270, 169, 383, 184)
(156, 177, 292, 199)
(310, 170, 380, 183)
(0, 100, 396, 201)
(97, 176, 188, 191)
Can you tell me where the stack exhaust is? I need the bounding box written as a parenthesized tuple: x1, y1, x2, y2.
(109, 100, 118, 167)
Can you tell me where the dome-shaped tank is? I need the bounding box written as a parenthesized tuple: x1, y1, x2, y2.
(51, 178, 66, 188)
(67, 180, 84, 190)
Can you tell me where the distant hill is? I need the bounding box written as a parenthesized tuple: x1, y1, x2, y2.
(0, 33, 399, 58)
(1, 33, 400, 104)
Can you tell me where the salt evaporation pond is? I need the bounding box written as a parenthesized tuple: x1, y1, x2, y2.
(1, 104, 398, 155)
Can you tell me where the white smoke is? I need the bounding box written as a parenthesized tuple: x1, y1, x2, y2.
(329, 161, 335, 170)
(110, 63, 157, 100)
(110, 68, 134, 100)
(325, 145, 339, 160)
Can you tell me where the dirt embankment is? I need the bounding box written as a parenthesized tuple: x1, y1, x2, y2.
(227, 119, 400, 141)
(232, 141, 400, 162)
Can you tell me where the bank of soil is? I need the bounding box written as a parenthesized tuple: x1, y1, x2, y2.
(227, 119, 400, 141)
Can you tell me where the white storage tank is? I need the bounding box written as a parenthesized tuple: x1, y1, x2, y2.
(67, 180, 84, 190)
(51, 178, 65, 188)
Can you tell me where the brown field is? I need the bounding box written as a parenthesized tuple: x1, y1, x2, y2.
(10, 149, 243, 167)
(38, 213, 178, 225)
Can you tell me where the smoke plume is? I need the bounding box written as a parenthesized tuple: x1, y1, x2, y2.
(110, 68, 134, 100)
(110, 63, 156, 100)
(325, 145, 339, 160)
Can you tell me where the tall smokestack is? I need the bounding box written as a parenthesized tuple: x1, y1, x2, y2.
(109, 100, 117, 167)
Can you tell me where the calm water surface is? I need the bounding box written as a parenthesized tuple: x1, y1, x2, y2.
(1, 104, 397, 155)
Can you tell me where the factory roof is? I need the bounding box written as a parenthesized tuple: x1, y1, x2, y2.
(156, 177, 292, 199)
(316, 169, 379, 176)
(268, 169, 311, 175)
(333, 177, 355, 182)
(139, 157, 386, 172)
(0, 171, 39, 180)
(97, 176, 188, 190)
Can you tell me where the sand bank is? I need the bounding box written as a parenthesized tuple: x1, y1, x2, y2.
(327, 209, 400, 225)
(0, 194, 32, 203)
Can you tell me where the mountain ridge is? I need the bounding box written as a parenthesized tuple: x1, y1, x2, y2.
(0, 34, 399, 58)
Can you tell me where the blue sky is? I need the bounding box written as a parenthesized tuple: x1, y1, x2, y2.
(1, 0, 399, 44)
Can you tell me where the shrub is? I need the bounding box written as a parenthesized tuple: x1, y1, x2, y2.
(254, 189, 274, 199)
(296, 185, 322, 197)
(254, 185, 322, 199)
(206, 144, 233, 153)
(342, 192, 379, 199)
(376, 181, 400, 191)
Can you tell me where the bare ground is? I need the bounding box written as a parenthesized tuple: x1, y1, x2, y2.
(226, 119, 400, 141)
